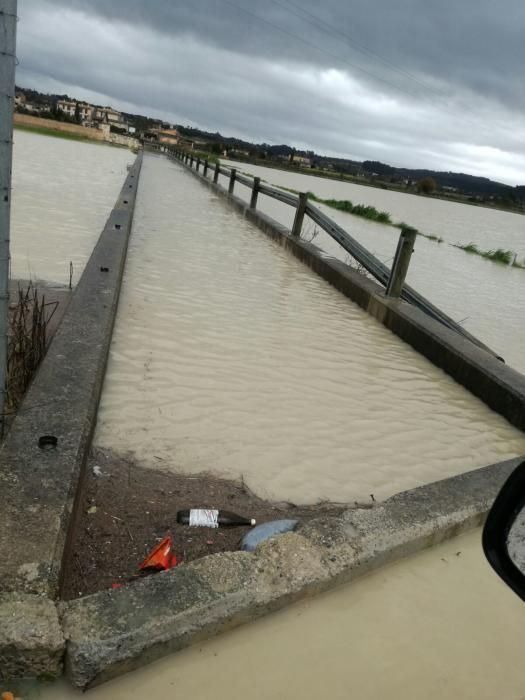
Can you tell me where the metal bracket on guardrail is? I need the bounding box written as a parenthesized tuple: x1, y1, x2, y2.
(292, 192, 308, 236)
(250, 177, 260, 209)
(228, 168, 237, 194)
(386, 227, 418, 298)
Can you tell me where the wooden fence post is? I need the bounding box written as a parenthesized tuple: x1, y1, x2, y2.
(292, 192, 308, 236)
(385, 227, 417, 297)
(213, 162, 220, 183)
(250, 177, 260, 209)
(190, 155, 194, 167)
(203, 160, 209, 177)
(228, 169, 237, 194)
(196, 158, 200, 172)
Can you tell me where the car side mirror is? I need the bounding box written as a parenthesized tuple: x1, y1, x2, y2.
(483, 461, 525, 602)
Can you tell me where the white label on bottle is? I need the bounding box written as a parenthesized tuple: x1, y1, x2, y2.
(189, 509, 219, 528)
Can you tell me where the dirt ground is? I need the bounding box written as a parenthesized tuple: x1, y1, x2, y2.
(61, 448, 344, 600)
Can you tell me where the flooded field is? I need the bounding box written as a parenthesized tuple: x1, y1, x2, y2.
(11, 130, 133, 284)
(94, 154, 525, 505)
(220, 160, 525, 373)
(25, 530, 525, 700)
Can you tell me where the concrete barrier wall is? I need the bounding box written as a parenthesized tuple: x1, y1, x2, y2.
(14, 113, 139, 148)
(0, 152, 143, 600)
(14, 113, 105, 139)
(172, 153, 525, 431)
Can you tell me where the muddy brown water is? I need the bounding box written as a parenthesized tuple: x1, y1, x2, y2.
(13, 529, 525, 700)
(93, 154, 525, 506)
(11, 130, 134, 285)
(221, 159, 525, 373)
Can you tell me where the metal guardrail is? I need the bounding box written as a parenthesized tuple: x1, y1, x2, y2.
(167, 147, 499, 358)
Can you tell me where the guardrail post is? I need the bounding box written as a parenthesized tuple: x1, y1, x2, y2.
(228, 168, 237, 194)
(292, 192, 308, 236)
(203, 160, 209, 177)
(213, 162, 220, 183)
(184, 153, 188, 164)
(250, 177, 260, 209)
(385, 226, 417, 298)
(190, 155, 194, 167)
(196, 158, 201, 172)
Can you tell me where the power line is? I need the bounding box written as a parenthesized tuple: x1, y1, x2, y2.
(219, 0, 493, 134)
(271, 0, 451, 100)
(219, 0, 423, 101)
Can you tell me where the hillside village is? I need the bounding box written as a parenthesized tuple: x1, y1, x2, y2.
(14, 85, 525, 212)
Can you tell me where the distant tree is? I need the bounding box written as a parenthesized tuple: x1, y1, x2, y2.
(416, 176, 437, 194)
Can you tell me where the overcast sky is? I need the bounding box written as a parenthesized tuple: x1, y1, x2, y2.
(16, 0, 525, 185)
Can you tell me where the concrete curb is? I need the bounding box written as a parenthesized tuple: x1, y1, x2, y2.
(173, 155, 525, 430)
(0, 594, 64, 682)
(61, 455, 522, 688)
(0, 153, 143, 677)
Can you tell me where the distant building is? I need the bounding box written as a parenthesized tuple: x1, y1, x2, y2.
(77, 102, 93, 121)
(56, 99, 93, 122)
(229, 149, 250, 158)
(290, 155, 311, 167)
(157, 128, 180, 146)
(190, 138, 209, 150)
(93, 106, 122, 124)
(56, 99, 77, 118)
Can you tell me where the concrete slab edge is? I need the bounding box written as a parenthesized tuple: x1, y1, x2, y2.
(0, 152, 143, 679)
(172, 155, 525, 430)
(60, 455, 523, 688)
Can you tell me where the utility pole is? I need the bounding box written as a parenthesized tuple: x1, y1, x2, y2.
(0, 0, 17, 433)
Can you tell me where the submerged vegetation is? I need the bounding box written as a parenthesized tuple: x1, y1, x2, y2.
(306, 192, 392, 224)
(303, 191, 444, 242)
(453, 242, 524, 267)
(270, 181, 524, 271)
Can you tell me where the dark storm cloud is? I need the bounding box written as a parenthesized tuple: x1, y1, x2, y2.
(22, 0, 525, 108)
(15, 0, 525, 183)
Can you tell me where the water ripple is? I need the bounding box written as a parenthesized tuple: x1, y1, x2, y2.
(95, 155, 525, 505)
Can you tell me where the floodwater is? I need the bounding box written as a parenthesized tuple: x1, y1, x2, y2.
(94, 154, 525, 505)
(221, 160, 525, 373)
(11, 130, 134, 285)
(19, 529, 525, 700)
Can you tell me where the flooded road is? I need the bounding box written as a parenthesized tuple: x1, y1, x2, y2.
(94, 154, 525, 505)
(221, 160, 525, 373)
(21, 529, 525, 700)
(11, 130, 133, 285)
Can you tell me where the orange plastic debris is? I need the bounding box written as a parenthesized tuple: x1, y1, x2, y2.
(2, 693, 16, 700)
(139, 535, 177, 571)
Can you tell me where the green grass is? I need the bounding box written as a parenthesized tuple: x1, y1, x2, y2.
(192, 150, 220, 164)
(14, 123, 127, 148)
(483, 248, 514, 264)
(454, 242, 520, 266)
(274, 183, 524, 270)
(456, 242, 481, 254)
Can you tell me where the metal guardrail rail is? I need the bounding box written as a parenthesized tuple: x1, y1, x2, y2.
(165, 147, 500, 359)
